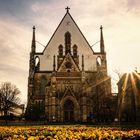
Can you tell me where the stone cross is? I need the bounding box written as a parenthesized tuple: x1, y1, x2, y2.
(65, 6, 70, 13)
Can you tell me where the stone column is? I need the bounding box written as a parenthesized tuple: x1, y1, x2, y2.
(48, 96, 52, 122)
(81, 96, 87, 122)
(51, 96, 56, 122)
(57, 99, 61, 122)
(75, 103, 80, 122)
(45, 94, 49, 121)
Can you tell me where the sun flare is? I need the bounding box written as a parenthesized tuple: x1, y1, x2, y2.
(123, 67, 136, 74)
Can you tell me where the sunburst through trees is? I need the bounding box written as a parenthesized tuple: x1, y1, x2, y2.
(118, 71, 140, 123)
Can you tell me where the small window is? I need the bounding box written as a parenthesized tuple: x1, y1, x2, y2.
(35, 56, 40, 71)
(73, 45, 78, 56)
(97, 56, 101, 66)
(58, 45, 63, 56)
(35, 56, 39, 66)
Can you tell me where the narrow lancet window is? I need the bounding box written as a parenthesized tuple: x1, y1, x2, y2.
(97, 56, 102, 66)
(65, 32, 71, 54)
(35, 56, 40, 71)
(58, 45, 63, 56)
(73, 45, 78, 56)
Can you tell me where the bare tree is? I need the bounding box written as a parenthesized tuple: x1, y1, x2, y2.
(0, 82, 21, 117)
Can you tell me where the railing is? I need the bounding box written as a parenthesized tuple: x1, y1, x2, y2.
(56, 72, 81, 77)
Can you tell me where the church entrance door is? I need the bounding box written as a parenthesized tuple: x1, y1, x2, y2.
(64, 100, 74, 122)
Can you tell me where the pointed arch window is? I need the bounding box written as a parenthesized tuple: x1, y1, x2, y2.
(58, 45, 63, 56)
(65, 32, 71, 54)
(73, 45, 78, 56)
(96, 56, 102, 66)
(35, 56, 40, 71)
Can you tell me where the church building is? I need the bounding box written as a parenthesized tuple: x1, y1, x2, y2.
(27, 7, 111, 122)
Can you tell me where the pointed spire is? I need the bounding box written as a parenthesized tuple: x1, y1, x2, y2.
(31, 26, 36, 53)
(100, 25, 105, 54)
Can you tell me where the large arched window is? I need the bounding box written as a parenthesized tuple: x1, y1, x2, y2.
(65, 32, 71, 54)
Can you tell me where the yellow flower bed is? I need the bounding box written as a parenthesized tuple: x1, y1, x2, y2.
(0, 125, 140, 140)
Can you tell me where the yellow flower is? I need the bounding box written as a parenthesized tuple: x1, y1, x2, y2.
(28, 136, 35, 140)
(90, 133, 96, 139)
(20, 136, 25, 140)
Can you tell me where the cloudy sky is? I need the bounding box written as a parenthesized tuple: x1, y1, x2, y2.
(0, 0, 140, 103)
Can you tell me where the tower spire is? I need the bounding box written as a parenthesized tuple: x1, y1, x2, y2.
(100, 25, 105, 54)
(31, 26, 36, 53)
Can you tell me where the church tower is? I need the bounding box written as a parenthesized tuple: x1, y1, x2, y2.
(28, 26, 36, 104)
(26, 7, 111, 122)
(97, 25, 107, 74)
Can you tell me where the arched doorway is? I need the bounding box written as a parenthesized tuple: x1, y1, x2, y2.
(64, 100, 74, 122)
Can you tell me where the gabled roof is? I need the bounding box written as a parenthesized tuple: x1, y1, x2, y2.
(61, 84, 77, 101)
(42, 10, 94, 54)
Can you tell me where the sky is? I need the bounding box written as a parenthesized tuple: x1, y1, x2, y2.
(0, 0, 140, 104)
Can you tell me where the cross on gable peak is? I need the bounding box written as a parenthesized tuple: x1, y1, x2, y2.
(65, 6, 70, 13)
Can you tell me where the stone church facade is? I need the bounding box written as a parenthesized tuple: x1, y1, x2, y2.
(27, 8, 111, 122)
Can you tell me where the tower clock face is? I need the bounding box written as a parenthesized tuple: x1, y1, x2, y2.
(65, 61, 72, 69)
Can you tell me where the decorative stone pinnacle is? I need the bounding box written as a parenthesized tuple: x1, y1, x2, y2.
(100, 25, 103, 30)
(33, 25, 35, 30)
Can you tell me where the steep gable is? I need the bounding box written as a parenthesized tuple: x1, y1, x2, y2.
(43, 12, 93, 54)
(38, 10, 97, 71)
(61, 86, 77, 100)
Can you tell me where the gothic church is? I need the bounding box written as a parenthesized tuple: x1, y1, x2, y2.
(27, 7, 111, 122)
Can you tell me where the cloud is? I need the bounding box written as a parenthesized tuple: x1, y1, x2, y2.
(0, 18, 31, 103)
(127, 0, 140, 13)
(0, 18, 30, 62)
